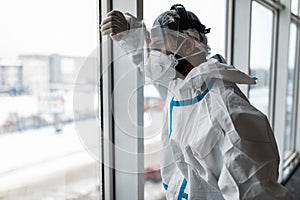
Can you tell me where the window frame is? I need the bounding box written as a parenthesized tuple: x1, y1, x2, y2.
(282, 1, 300, 177)
(99, 0, 300, 198)
(248, 1, 277, 121)
(284, 22, 299, 159)
(100, 0, 144, 199)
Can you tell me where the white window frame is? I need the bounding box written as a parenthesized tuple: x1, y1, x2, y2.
(284, 2, 300, 173)
(294, 10, 300, 156)
(100, 0, 144, 199)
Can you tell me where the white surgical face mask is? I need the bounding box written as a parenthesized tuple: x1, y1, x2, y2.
(145, 39, 208, 82)
(145, 50, 178, 82)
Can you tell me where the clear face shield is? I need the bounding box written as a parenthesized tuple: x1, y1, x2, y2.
(144, 27, 208, 83)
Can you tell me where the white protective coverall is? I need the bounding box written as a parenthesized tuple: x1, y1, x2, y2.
(117, 15, 290, 200)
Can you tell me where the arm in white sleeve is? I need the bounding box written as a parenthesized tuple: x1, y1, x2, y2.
(118, 13, 150, 70)
(117, 14, 170, 101)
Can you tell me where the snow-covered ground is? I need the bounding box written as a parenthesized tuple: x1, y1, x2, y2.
(0, 115, 165, 199)
(0, 120, 99, 199)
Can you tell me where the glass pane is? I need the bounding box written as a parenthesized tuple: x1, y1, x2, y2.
(143, 1, 226, 199)
(0, 0, 100, 199)
(143, 84, 166, 200)
(249, 2, 274, 118)
(284, 23, 297, 157)
(291, 0, 299, 15)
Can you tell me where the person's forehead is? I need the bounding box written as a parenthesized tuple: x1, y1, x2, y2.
(149, 27, 188, 43)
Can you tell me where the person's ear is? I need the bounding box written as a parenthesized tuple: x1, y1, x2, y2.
(183, 38, 195, 54)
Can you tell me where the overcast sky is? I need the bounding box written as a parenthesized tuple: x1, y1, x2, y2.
(0, 0, 97, 59)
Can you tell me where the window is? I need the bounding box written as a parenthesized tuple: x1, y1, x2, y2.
(291, 0, 299, 15)
(0, 0, 100, 199)
(249, 1, 274, 118)
(284, 23, 298, 158)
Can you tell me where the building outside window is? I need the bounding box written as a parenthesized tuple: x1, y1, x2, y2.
(0, 0, 100, 199)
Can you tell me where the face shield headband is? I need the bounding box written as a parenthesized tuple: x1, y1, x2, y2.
(150, 4, 210, 39)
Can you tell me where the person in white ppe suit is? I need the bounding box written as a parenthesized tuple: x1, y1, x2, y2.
(100, 4, 290, 199)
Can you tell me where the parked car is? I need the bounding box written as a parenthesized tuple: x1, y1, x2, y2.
(145, 165, 161, 182)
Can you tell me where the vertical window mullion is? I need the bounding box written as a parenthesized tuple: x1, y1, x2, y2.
(293, 23, 300, 151)
(233, 0, 252, 95)
(290, 23, 299, 151)
(100, 0, 116, 199)
(270, 9, 279, 126)
(272, 0, 291, 181)
(225, 0, 235, 64)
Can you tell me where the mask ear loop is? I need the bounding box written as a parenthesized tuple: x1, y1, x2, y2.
(167, 37, 187, 71)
